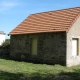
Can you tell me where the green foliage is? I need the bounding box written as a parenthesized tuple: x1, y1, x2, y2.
(0, 59, 80, 80)
(2, 39, 10, 47)
(0, 39, 10, 56)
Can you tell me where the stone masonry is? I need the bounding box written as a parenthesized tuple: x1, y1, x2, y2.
(10, 32, 66, 65)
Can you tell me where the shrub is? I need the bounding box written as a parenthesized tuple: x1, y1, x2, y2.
(2, 39, 10, 47)
(0, 39, 10, 56)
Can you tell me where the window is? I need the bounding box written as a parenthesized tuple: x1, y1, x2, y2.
(72, 38, 79, 56)
(31, 37, 38, 55)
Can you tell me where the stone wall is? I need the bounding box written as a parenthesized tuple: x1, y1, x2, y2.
(10, 32, 66, 65)
(38, 32, 66, 65)
(10, 34, 30, 60)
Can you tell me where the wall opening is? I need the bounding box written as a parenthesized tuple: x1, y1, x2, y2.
(31, 37, 38, 55)
(72, 38, 79, 56)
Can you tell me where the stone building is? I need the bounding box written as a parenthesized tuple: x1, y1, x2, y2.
(9, 7, 80, 67)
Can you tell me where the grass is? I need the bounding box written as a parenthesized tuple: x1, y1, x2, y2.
(0, 59, 80, 80)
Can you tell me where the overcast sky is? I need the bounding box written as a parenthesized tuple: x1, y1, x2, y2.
(0, 0, 80, 39)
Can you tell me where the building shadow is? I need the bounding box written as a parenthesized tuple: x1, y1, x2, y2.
(0, 71, 23, 80)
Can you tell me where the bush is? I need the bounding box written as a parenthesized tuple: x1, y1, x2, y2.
(2, 39, 10, 47)
(0, 39, 10, 56)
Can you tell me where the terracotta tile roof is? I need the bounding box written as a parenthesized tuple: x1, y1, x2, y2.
(9, 7, 80, 35)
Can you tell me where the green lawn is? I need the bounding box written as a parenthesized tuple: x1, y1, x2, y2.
(0, 59, 80, 80)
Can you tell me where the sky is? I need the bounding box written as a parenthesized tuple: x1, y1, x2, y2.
(0, 0, 80, 39)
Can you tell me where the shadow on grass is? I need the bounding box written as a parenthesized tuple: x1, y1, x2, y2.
(58, 69, 80, 80)
(0, 70, 80, 80)
(0, 71, 55, 80)
(0, 71, 23, 80)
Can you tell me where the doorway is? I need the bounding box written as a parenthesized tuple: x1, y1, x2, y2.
(31, 37, 38, 55)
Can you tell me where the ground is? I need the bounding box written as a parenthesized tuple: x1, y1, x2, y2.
(0, 58, 80, 80)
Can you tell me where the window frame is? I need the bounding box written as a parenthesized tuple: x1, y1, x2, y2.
(72, 38, 79, 56)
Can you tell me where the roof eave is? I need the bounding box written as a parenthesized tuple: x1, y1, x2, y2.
(8, 31, 67, 35)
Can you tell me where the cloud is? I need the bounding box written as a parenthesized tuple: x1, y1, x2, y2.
(0, 0, 18, 12)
